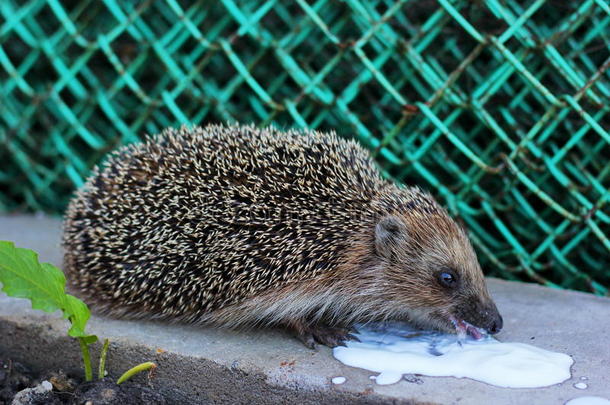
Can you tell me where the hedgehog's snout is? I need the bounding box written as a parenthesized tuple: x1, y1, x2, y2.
(454, 297, 503, 336)
(479, 302, 503, 335)
(486, 310, 503, 335)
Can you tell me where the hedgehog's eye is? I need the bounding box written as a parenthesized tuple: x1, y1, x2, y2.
(437, 269, 459, 289)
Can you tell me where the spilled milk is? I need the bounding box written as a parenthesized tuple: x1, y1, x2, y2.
(332, 322, 573, 388)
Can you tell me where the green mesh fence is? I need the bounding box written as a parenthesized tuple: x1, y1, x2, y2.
(1, 0, 609, 294)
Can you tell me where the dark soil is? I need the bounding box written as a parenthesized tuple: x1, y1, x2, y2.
(0, 359, 34, 404)
(1, 359, 165, 405)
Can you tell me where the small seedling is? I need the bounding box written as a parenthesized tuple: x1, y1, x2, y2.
(0, 241, 156, 384)
(117, 362, 157, 384)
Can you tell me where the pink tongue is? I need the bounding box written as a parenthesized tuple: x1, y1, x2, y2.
(451, 317, 486, 341)
(467, 326, 483, 340)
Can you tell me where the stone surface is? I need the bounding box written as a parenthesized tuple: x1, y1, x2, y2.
(1, 214, 609, 404)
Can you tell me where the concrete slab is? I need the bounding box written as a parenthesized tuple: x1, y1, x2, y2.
(0, 214, 609, 404)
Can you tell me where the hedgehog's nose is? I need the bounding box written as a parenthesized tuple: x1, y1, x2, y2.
(488, 314, 503, 335)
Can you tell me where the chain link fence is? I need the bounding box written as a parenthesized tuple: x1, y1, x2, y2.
(1, 0, 609, 294)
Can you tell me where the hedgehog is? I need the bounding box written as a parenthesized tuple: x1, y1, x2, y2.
(62, 124, 503, 348)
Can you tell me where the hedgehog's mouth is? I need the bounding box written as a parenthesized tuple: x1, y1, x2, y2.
(449, 316, 487, 341)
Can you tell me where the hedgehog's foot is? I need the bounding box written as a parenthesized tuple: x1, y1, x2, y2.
(290, 322, 360, 349)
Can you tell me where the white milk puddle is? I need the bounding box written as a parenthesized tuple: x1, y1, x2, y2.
(331, 376, 346, 384)
(333, 322, 573, 388)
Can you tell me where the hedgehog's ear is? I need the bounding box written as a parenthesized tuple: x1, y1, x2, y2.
(375, 215, 408, 260)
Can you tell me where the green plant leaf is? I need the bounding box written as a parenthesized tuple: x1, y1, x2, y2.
(0, 241, 96, 341)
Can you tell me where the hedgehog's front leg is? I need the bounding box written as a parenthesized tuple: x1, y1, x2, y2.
(288, 320, 360, 349)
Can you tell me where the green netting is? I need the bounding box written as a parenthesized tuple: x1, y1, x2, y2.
(0, 0, 609, 294)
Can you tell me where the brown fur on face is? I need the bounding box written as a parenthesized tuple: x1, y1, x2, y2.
(327, 185, 502, 335)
